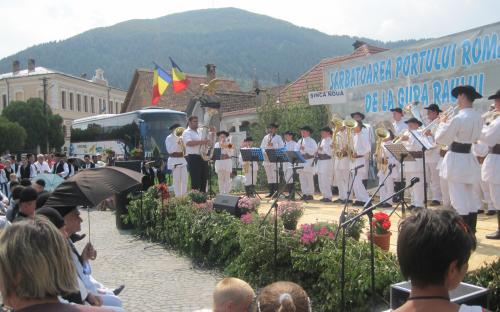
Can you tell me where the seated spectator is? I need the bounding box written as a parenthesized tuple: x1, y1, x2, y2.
(14, 186, 38, 221)
(5, 185, 23, 222)
(7, 180, 19, 200)
(0, 217, 112, 311)
(54, 205, 125, 310)
(394, 209, 485, 312)
(208, 277, 255, 312)
(20, 178, 32, 187)
(34, 178, 47, 194)
(36, 192, 52, 209)
(256, 281, 311, 312)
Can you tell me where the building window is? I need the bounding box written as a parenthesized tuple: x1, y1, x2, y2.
(15, 91, 23, 101)
(61, 91, 66, 109)
(84, 95, 88, 112)
(116, 102, 119, 113)
(102, 100, 106, 113)
(77, 94, 81, 111)
(109, 100, 113, 113)
(98, 98, 102, 113)
(2, 94, 7, 109)
(91, 97, 95, 113)
(69, 92, 74, 110)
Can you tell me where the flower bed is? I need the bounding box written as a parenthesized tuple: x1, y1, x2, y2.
(124, 188, 499, 311)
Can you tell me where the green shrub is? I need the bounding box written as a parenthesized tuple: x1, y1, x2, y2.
(465, 258, 500, 312)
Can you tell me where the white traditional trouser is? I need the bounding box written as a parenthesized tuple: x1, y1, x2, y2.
(217, 170, 232, 194)
(172, 164, 188, 197)
(284, 163, 294, 184)
(317, 160, 333, 199)
(263, 162, 278, 184)
(480, 179, 494, 211)
(336, 169, 349, 200)
(298, 169, 315, 196)
(440, 176, 452, 210)
(426, 162, 442, 201)
(407, 171, 424, 207)
(488, 183, 500, 210)
(352, 170, 369, 203)
(244, 169, 259, 186)
(448, 181, 482, 215)
(378, 171, 395, 204)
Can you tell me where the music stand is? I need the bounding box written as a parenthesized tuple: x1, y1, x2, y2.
(284, 150, 306, 201)
(240, 148, 264, 198)
(208, 148, 222, 198)
(409, 130, 433, 209)
(385, 143, 414, 218)
(266, 148, 287, 198)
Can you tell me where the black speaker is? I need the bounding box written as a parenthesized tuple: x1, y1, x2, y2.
(390, 281, 489, 310)
(114, 160, 142, 173)
(213, 195, 241, 217)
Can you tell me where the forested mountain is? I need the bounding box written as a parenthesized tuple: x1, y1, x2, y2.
(0, 8, 417, 90)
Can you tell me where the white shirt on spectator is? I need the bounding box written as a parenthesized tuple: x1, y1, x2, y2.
(32, 161, 51, 176)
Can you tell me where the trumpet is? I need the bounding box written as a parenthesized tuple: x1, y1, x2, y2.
(220, 142, 234, 149)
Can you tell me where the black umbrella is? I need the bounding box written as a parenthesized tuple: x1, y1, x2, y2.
(45, 166, 143, 207)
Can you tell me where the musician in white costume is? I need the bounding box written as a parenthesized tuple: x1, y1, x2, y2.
(377, 130, 398, 208)
(351, 112, 372, 188)
(295, 126, 317, 201)
(351, 121, 370, 206)
(333, 128, 350, 204)
(481, 89, 500, 239)
(165, 124, 188, 197)
(260, 123, 284, 198)
(436, 85, 483, 233)
(401, 118, 425, 209)
(390, 107, 408, 202)
(283, 131, 297, 199)
(423, 104, 443, 206)
(214, 131, 233, 194)
(316, 127, 334, 202)
(472, 141, 495, 215)
(239, 137, 259, 196)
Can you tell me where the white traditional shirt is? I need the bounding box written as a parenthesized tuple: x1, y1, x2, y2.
(351, 131, 370, 171)
(165, 133, 187, 170)
(260, 134, 284, 165)
(214, 142, 233, 172)
(480, 117, 500, 184)
(334, 130, 350, 170)
(435, 107, 483, 183)
(424, 123, 441, 163)
(317, 137, 333, 171)
(182, 127, 203, 155)
(393, 119, 408, 136)
(403, 130, 424, 173)
(295, 136, 317, 173)
(284, 140, 297, 166)
(32, 161, 51, 176)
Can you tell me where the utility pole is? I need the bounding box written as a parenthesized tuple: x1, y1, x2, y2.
(41, 77, 49, 153)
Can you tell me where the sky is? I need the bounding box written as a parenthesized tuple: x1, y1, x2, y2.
(0, 0, 499, 59)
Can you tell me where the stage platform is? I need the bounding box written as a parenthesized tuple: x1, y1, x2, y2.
(255, 193, 500, 271)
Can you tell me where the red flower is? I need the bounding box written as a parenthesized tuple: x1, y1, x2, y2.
(382, 220, 391, 230)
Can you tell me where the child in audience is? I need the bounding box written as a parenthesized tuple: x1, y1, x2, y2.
(256, 281, 311, 312)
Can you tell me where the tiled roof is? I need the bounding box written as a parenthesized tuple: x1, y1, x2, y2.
(279, 43, 388, 103)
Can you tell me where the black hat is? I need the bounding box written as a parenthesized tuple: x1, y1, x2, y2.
(488, 89, 500, 100)
(35, 179, 46, 188)
(216, 130, 230, 137)
(268, 123, 279, 129)
(283, 130, 294, 136)
(36, 207, 65, 229)
(320, 126, 333, 135)
(390, 108, 403, 114)
(451, 85, 482, 101)
(424, 104, 443, 113)
(53, 205, 78, 218)
(169, 123, 181, 131)
(350, 112, 365, 120)
(405, 117, 423, 127)
(11, 186, 24, 201)
(55, 153, 66, 158)
(243, 136, 253, 142)
(19, 187, 38, 203)
(299, 126, 313, 133)
(36, 192, 51, 209)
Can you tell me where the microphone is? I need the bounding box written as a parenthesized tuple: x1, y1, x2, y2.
(410, 177, 420, 186)
(388, 163, 396, 170)
(351, 164, 364, 171)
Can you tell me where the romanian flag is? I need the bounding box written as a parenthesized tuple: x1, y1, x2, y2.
(152, 63, 172, 105)
(170, 57, 190, 93)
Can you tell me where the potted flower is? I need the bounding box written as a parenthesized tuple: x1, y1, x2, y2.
(346, 209, 366, 241)
(368, 211, 392, 251)
(298, 222, 336, 245)
(187, 190, 210, 209)
(277, 201, 304, 231)
(238, 196, 260, 215)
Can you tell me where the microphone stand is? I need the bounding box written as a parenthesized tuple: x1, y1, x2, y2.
(335, 164, 361, 311)
(337, 178, 419, 311)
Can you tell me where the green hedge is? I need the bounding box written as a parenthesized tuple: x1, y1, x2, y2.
(125, 189, 499, 311)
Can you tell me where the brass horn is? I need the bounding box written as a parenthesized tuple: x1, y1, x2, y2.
(174, 126, 185, 137)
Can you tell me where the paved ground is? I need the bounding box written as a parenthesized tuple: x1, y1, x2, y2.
(76, 209, 221, 312)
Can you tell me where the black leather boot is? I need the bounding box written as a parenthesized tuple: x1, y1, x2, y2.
(469, 212, 478, 233)
(265, 184, 274, 198)
(486, 211, 500, 240)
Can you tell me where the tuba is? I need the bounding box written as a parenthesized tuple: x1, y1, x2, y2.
(200, 126, 215, 161)
(374, 126, 390, 172)
(330, 115, 344, 158)
(174, 127, 186, 156)
(343, 119, 357, 160)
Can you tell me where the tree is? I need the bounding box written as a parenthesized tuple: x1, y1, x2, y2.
(1, 98, 64, 152)
(0, 117, 27, 153)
